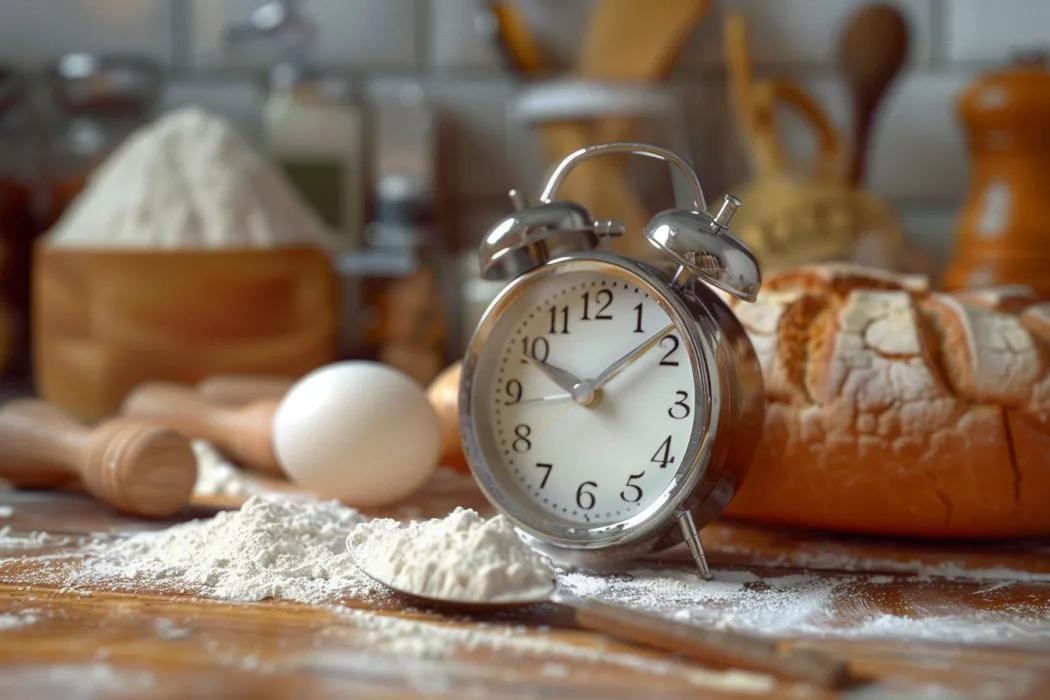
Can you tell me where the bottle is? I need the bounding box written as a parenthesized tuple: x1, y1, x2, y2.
(943, 50, 1050, 298)
(227, 0, 363, 243)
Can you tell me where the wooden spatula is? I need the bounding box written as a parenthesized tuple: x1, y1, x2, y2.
(0, 399, 197, 518)
(838, 3, 909, 187)
(575, 0, 711, 258)
(587, 0, 711, 144)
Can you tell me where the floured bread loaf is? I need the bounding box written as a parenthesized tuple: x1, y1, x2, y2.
(723, 263, 1050, 538)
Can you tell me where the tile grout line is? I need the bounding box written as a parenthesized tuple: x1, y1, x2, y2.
(168, 0, 194, 69)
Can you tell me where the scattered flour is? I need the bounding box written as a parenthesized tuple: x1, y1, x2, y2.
(348, 508, 555, 603)
(75, 497, 376, 604)
(45, 106, 334, 249)
(334, 608, 776, 694)
(0, 610, 40, 630)
(561, 567, 1050, 646)
(0, 505, 12, 517)
(191, 440, 266, 498)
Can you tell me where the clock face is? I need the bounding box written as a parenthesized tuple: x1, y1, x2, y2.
(469, 265, 704, 530)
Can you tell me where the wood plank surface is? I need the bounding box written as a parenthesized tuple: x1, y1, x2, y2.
(0, 475, 1047, 699)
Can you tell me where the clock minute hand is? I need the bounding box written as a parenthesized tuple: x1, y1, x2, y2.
(523, 355, 583, 394)
(590, 322, 677, 391)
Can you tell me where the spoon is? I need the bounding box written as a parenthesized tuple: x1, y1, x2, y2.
(838, 3, 910, 187)
(350, 556, 848, 688)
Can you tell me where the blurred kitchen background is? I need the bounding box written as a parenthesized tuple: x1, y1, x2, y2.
(0, 0, 1046, 411)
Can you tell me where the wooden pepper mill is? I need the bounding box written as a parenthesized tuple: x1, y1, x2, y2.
(944, 51, 1050, 298)
(0, 399, 197, 517)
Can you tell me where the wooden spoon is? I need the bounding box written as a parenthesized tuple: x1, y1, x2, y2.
(122, 382, 282, 475)
(838, 3, 909, 187)
(0, 399, 197, 518)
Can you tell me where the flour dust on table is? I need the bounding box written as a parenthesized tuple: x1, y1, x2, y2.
(76, 497, 378, 604)
(348, 507, 556, 603)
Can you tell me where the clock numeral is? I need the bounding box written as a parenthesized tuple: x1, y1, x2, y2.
(633, 303, 644, 333)
(519, 336, 550, 364)
(659, 334, 681, 366)
(651, 436, 675, 468)
(620, 472, 645, 503)
(512, 424, 532, 453)
(548, 305, 570, 335)
(581, 289, 614, 321)
(504, 379, 522, 405)
(669, 391, 691, 420)
(535, 462, 553, 489)
(576, 481, 598, 510)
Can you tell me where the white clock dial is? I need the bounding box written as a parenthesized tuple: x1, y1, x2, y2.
(475, 269, 700, 527)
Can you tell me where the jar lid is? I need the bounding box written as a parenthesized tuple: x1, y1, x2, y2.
(46, 53, 163, 119)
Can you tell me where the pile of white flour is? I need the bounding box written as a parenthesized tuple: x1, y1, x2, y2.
(80, 497, 377, 604)
(348, 508, 555, 602)
(46, 106, 334, 249)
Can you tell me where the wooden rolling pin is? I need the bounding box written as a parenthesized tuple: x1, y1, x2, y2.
(122, 382, 282, 475)
(196, 375, 294, 406)
(0, 399, 197, 518)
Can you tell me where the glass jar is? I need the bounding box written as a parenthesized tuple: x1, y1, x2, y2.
(41, 53, 163, 228)
(0, 65, 37, 380)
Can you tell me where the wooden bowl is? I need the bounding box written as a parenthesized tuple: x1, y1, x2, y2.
(33, 245, 337, 422)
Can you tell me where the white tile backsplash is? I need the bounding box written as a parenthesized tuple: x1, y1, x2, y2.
(866, 74, 971, 201)
(945, 0, 1050, 62)
(0, 0, 173, 69)
(189, 0, 418, 70)
(0, 0, 1024, 251)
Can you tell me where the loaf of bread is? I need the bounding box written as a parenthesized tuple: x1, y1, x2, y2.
(723, 263, 1050, 538)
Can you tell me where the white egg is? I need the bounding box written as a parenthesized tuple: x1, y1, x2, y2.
(272, 361, 442, 506)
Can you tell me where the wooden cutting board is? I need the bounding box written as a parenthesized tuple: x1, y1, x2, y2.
(0, 484, 1048, 699)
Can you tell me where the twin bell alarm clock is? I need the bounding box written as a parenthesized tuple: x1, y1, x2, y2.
(459, 143, 764, 579)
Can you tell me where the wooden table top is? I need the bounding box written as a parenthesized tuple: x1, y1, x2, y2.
(0, 475, 1048, 699)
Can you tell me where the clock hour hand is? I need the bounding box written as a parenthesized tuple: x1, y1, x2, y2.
(523, 355, 583, 395)
(590, 322, 676, 391)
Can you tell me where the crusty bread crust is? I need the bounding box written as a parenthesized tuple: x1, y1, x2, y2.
(724, 263, 1050, 538)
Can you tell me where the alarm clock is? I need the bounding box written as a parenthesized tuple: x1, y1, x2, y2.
(459, 143, 764, 578)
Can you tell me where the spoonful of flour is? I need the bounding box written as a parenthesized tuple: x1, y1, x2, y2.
(348, 507, 556, 603)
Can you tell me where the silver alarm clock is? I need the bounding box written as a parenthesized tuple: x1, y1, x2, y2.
(458, 143, 764, 578)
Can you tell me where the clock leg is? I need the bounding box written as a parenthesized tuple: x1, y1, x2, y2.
(676, 510, 712, 580)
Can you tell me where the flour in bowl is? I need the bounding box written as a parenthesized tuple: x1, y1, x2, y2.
(348, 507, 555, 602)
(45, 107, 334, 249)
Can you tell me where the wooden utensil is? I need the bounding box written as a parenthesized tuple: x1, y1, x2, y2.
(839, 3, 910, 186)
(196, 374, 295, 406)
(0, 398, 196, 518)
(122, 382, 282, 475)
(570, 0, 710, 259)
(724, 11, 907, 273)
(350, 550, 848, 688)
(586, 0, 711, 144)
